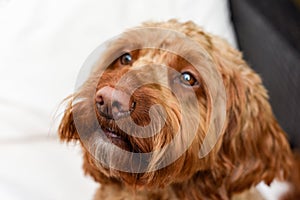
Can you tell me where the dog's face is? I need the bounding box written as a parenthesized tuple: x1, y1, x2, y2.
(63, 39, 222, 186)
(94, 49, 205, 153)
(58, 20, 292, 193)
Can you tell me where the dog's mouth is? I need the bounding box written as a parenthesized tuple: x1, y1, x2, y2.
(101, 126, 131, 150)
(98, 120, 139, 152)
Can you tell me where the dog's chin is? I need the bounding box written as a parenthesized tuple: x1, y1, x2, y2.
(87, 121, 200, 189)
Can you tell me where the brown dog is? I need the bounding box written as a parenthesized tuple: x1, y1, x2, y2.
(58, 20, 294, 200)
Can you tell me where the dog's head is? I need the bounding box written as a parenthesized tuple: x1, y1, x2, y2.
(58, 20, 293, 194)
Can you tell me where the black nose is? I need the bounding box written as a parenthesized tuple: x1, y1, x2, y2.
(95, 86, 135, 119)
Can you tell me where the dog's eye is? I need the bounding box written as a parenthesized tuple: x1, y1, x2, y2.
(120, 53, 132, 65)
(179, 72, 197, 86)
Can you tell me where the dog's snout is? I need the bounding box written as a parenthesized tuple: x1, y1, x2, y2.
(95, 86, 134, 119)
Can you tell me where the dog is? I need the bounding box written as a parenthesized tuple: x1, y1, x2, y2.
(58, 20, 296, 199)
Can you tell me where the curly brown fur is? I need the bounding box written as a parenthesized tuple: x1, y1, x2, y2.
(58, 20, 294, 200)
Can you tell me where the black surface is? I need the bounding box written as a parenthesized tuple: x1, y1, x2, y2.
(230, 0, 300, 148)
(244, 0, 300, 52)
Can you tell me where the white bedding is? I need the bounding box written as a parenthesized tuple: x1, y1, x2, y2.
(0, 0, 238, 199)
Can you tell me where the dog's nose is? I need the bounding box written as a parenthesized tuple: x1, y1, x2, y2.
(95, 86, 134, 119)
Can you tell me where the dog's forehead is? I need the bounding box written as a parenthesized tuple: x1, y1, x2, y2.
(131, 49, 176, 71)
(108, 28, 190, 60)
(110, 27, 212, 69)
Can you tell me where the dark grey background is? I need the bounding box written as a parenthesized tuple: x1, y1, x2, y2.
(230, 0, 300, 148)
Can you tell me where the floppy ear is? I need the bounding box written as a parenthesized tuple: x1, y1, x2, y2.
(210, 37, 293, 193)
(58, 99, 80, 142)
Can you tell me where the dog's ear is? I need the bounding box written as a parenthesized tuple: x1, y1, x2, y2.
(210, 38, 293, 192)
(58, 99, 80, 142)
